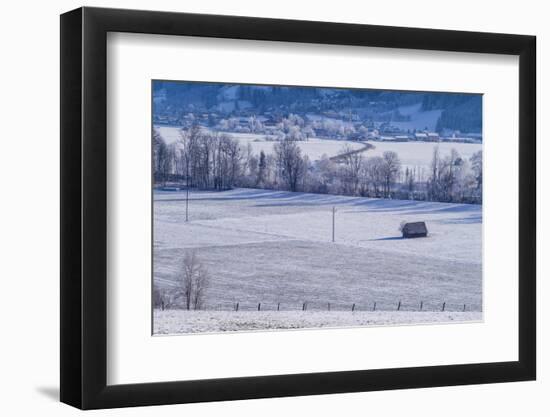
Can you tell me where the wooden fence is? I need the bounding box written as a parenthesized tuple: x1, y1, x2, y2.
(160, 300, 481, 312)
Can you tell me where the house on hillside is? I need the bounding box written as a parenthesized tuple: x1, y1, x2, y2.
(401, 222, 428, 238)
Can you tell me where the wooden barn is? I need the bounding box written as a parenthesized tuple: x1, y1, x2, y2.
(401, 222, 428, 238)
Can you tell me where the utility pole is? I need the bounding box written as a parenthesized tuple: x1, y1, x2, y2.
(185, 160, 189, 222)
(332, 206, 336, 243)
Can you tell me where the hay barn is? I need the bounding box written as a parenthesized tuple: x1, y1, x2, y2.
(401, 222, 428, 238)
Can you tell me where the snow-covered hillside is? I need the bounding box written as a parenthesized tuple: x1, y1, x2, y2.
(153, 188, 482, 333)
(393, 103, 443, 131)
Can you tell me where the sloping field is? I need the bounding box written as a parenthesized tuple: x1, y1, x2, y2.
(154, 189, 482, 322)
(393, 103, 443, 132)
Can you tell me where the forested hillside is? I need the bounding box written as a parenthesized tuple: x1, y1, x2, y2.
(153, 81, 482, 134)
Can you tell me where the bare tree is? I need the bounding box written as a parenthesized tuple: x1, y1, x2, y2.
(363, 156, 385, 197)
(213, 134, 241, 190)
(153, 284, 167, 310)
(404, 167, 415, 195)
(340, 145, 363, 195)
(153, 129, 173, 186)
(192, 266, 209, 310)
(274, 138, 306, 192)
(428, 145, 441, 201)
(176, 250, 210, 310)
(440, 148, 461, 202)
(381, 151, 401, 197)
(470, 150, 483, 202)
(179, 124, 200, 188)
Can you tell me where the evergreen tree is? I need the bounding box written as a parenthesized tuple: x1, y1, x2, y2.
(256, 150, 267, 186)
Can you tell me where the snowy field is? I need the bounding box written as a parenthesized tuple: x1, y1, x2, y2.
(153, 188, 482, 333)
(154, 310, 482, 334)
(155, 126, 365, 161)
(366, 141, 482, 172)
(155, 125, 185, 145)
(223, 132, 365, 161)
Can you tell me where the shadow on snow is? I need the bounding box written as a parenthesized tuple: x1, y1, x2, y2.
(155, 188, 481, 223)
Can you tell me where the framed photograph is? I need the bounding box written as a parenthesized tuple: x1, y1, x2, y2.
(60, 6, 536, 409)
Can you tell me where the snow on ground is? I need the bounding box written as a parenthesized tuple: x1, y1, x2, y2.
(155, 125, 184, 145)
(365, 141, 482, 172)
(154, 126, 364, 161)
(154, 188, 482, 333)
(154, 310, 482, 334)
(222, 132, 365, 161)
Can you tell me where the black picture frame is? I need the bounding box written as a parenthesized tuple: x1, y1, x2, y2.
(60, 6, 536, 410)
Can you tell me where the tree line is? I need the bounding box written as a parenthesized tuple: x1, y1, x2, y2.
(154, 126, 482, 204)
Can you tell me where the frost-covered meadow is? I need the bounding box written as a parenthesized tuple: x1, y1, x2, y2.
(153, 188, 482, 334)
(155, 126, 366, 161)
(154, 310, 482, 334)
(365, 140, 482, 172)
(224, 132, 366, 161)
(152, 83, 483, 334)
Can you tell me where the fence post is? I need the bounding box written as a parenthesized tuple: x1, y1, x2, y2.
(303, 302, 307, 311)
(420, 301, 423, 311)
(397, 300, 401, 311)
(463, 304, 466, 312)
(235, 302, 239, 312)
(277, 302, 280, 311)
(442, 302, 446, 312)
(258, 303, 261, 311)
(373, 302, 377, 311)
(352, 303, 355, 312)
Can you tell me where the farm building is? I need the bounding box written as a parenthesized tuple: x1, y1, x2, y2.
(414, 132, 428, 140)
(401, 222, 428, 238)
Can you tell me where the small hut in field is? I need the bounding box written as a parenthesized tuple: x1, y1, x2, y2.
(401, 222, 428, 238)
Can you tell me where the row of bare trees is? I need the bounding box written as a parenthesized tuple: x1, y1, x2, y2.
(154, 126, 482, 203)
(297, 147, 403, 199)
(153, 126, 312, 192)
(335, 146, 402, 198)
(155, 126, 240, 190)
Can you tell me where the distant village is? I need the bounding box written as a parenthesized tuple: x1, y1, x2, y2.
(153, 109, 482, 144)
